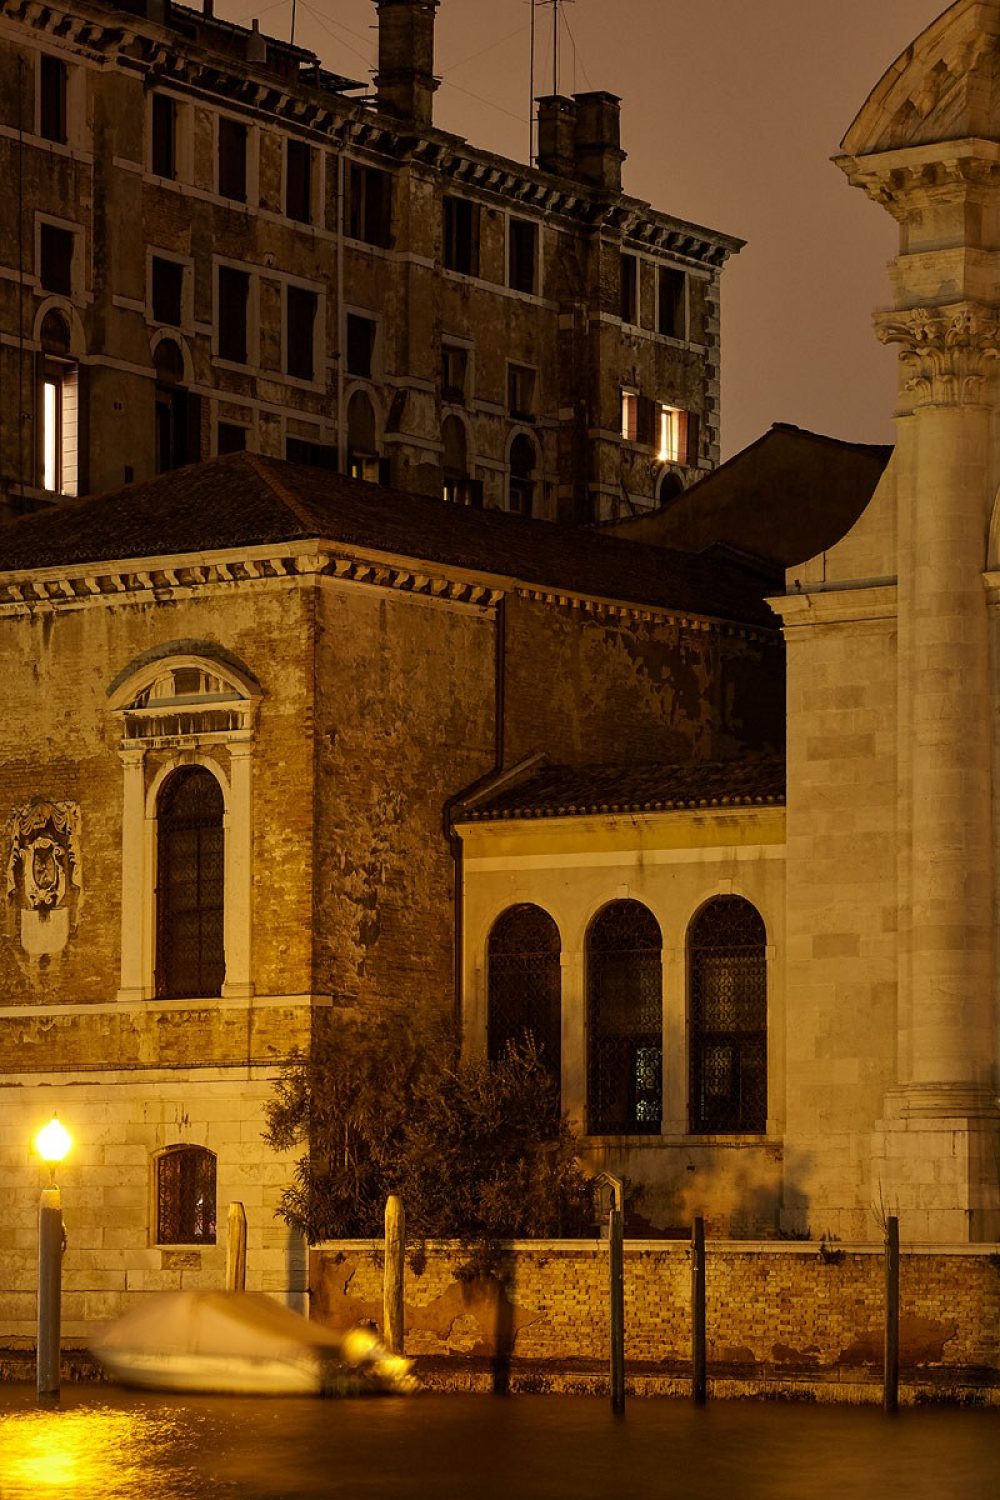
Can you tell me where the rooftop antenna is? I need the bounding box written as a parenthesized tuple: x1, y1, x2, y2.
(530, 0, 575, 163)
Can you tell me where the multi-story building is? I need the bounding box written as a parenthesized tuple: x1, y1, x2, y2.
(0, 0, 741, 524)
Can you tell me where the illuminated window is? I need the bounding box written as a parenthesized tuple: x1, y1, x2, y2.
(657, 405, 688, 464)
(587, 900, 662, 1135)
(621, 389, 638, 442)
(156, 1145, 217, 1245)
(40, 359, 78, 496)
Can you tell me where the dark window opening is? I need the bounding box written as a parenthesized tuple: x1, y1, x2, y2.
(346, 313, 376, 378)
(346, 163, 392, 248)
(285, 138, 312, 223)
(508, 364, 536, 421)
(156, 388, 200, 473)
(443, 195, 480, 277)
(217, 266, 249, 363)
(657, 470, 684, 506)
(39, 223, 73, 296)
(155, 766, 225, 1001)
(286, 286, 318, 381)
(156, 1146, 216, 1245)
(151, 256, 184, 326)
(218, 116, 247, 203)
(508, 432, 537, 517)
(442, 414, 480, 505)
(689, 897, 767, 1135)
(347, 388, 378, 480)
(217, 421, 247, 454)
(658, 267, 687, 339)
(39, 54, 67, 145)
(508, 218, 538, 295)
(151, 93, 176, 179)
(286, 436, 337, 469)
(487, 905, 561, 1089)
(442, 344, 468, 403)
(620, 252, 638, 324)
(587, 900, 663, 1135)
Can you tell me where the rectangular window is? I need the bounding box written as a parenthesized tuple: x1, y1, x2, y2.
(151, 93, 176, 179)
(620, 253, 638, 325)
(621, 389, 638, 442)
(151, 256, 184, 326)
(658, 404, 688, 465)
(345, 163, 392, 248)
(443, 196, 480, 277)
(285, 139, 312, 223)
(39, 54, 67, 145)
(508, 218, 538, 295)
(41, 359, 78, 495)
(286, 436, 337, 469)
(39, 223, 73, 296)
(658, 267, 687, 339)
(217, 266, 249, 363)
(508, 364, 536, 421)
(217, 421, 247, 454)
(442, 344, 468, 403)
(286, 286, 318, 381)
(218, 116, 248, 203)
(346, 313, 376, 378)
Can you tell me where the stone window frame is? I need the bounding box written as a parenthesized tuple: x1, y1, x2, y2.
(109, 653, 260, 1003)
(150, 1143, 218, 1248)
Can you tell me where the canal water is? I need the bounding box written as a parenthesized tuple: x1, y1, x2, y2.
(0, 1387, 997, 1499)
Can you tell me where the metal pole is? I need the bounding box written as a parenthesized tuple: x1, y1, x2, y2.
(528, 0, 536, 165)
(552, 0, 559, 96)
(884, 1215, 899, 1415)
(691, 1216, 706, 1405)
(226, 1201, 247, 1292)
(384, 1194, 405, 1356)
(37, 1183, 63, 1404)
(609, 1196, 625, 1415)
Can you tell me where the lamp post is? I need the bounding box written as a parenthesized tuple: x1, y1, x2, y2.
(34, 1114, 71, 1405)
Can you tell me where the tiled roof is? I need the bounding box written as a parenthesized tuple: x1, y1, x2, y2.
(0, 454, 777, 628)
(458, 754, 786, 821)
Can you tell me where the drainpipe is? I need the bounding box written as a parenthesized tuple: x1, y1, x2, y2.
(335, 145, 346, 473)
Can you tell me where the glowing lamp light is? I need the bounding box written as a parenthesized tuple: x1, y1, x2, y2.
(35, 1116, 72, 1166)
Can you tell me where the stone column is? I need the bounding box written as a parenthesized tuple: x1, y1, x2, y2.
(222, 741, 254, 1000)
(117, 747, 147, 1002)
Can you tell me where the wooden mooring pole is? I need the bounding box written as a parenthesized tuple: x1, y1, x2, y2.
(609, 1189, 625, 1415)
(226, 1201, 247, 1292)
(384, 1194, 405, 1356)
(691, 1216, 706, 1405)
(884, 1214, 899, 1415)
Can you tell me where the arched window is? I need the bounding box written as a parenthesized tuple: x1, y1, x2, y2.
(154, 337, 198, 473)
(587, 900, 662, 1134)
(156, 766, 225, 1000)
(156, 1145, 217, 1245)
(39, 308, 78, 496)
(347, 389, 380, 482)
(487, 904, 561, 1083)
(657, 469, 684, 506)
(442, 415, 479, 506)
(508, 432, 538, 516)
(688, 897, 767, 1134)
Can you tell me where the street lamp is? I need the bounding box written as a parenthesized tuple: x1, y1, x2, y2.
(34, 1113, 71, 1405)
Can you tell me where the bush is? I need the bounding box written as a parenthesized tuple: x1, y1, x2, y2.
(263, 1006, 594, 1248)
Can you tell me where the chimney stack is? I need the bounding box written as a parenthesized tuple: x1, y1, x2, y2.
(376, 0, 439, 130)
(573, 91, 626, 192)
(536, 96, 577, 178)
(247, 18, 267, 62)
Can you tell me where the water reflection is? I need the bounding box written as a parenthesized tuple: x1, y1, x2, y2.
(0, 1404, 213, 1500)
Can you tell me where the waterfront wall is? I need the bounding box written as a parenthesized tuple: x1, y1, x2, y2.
(311, 1239, 1000, 1401)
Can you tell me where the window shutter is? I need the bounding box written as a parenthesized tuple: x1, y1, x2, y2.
(636, 395, 656, 448)
(686, 410, 701, 466)
(186, 393, 202, 464)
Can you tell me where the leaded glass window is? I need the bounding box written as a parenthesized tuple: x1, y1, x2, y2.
(155, 766, 225, 1000)
(689, 897, 767, 1134)
(587, 900, 662, 1134)
(487, 905, 561, 1085)
(156, 1145, 216, 1245)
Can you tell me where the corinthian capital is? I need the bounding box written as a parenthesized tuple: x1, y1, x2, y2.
(875, 304, 1000, 405)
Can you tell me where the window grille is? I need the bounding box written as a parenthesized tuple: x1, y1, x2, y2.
(587, 900, 662, 1134)
(689, 897, 767, 1134)
(155, 766, 225, 1000)
(156, 1145, 216, 1245)
(487, 905, 561, 1084)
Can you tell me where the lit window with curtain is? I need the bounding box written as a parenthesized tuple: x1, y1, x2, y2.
(587, 900, 662, 1134)
(487, 904, 562, 1088)
(688, 897, 767, 1134)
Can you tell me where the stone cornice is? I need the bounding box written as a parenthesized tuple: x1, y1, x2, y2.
(0, 539, 775, 638)
(768, 582, 898, 630)
(874, 303, 1000, 405)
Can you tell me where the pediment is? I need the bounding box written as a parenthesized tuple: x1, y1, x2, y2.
(842, 1, 1000, 155)
(108, 653, 261, 745)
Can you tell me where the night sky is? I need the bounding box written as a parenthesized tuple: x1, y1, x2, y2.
(217, 0, 948, 457)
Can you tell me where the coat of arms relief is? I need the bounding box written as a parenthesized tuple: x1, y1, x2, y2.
(5, 800, 82, 955)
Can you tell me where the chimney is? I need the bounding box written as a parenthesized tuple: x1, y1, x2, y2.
(247, 18, 267, 63)
(573, 91, 626, 192)
(376, 0, 439, 130)
(536, 95, 577, 178)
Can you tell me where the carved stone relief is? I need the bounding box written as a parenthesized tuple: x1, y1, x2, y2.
(875, 305, 1000, 406)
(5, 800, 82, 955)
